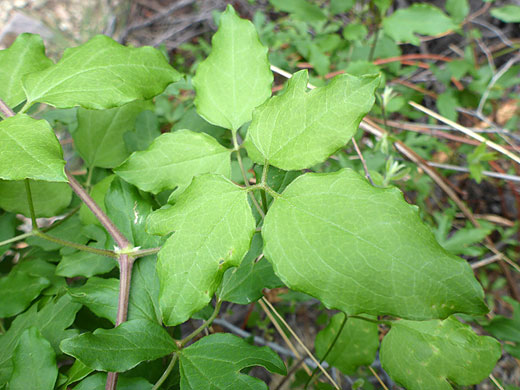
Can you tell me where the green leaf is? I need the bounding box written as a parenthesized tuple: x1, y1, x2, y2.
(0, 114, 66, 181)
(129, 255, 161, 324)
(147, 174, 256, 325)
(269, 0, 327, 21)
(262, 169, 487, 321)
(60, 319, 177, 372)
(56, 225, 117, 278)
(380, 317, 501, 390)
(68, 277, 123, 324)
(115, 130, 231, 195)
(105, 177, 162, 248)
(383, 4, 457, 45)
(330, 0, 354, 15)
(244, 71, 379, 170)
(484, 297, 520, 359)
(179, 333, 286, 389)
(0, 295, 81, 385)
(0, 268, 50, 317)
(69, 257, 160, 325)
(14, 258, 66, 296)
(124, 110, 161, 153)
(74, 100, 153, 168)
(60, 360, 93, 389)
(0, 33, 53, 109)
(79, 174, 115, 226)
(193, 5, 272, 131)
(22, 35, 181, 110)
(0, 179, 71, 217)
(74, 373, 152, 390)
(219, 233, 283, 304)
(446, 0, 469, 24)
(8, 327, 58, 390)
(491, 5, 520, 23)
(315, 314, 378, 375)
(436, 91, 458, 122)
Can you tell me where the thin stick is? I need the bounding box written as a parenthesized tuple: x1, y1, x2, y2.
(304, 313, 347, 389)
(261, 297, 340, 389)
(352, 139, 375, 186)
(409, 101, 520, 166)
(477, 54, 520, 115)
(66, 172, 129, 249)
(489, 374, 505, 390)
(258, 299, 312, 376)
(368, 366, 389, 390)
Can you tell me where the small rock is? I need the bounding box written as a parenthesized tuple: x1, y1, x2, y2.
(0, 11, 53, 49)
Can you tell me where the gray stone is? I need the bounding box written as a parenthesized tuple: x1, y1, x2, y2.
(0, 11, 53, 49)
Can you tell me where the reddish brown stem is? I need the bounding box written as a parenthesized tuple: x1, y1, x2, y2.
(66, 172, 130, 249)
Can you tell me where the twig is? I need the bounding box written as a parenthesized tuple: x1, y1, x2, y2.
(260, 297, 340, 389)
(409, 101, 520, 167)
(304, 313, 347, 389)
(352, 139, 375, 186)
(489, 374, 505, 390)
(258, 299, 312, 376)
(212, 318, 327, 367)
(477, 54, 520, 116)
(369, 366, 389, 390)
(118, 0, 196, 43)
(425, 162, 520, 183)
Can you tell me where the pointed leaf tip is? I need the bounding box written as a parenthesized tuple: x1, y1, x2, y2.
(193, 4, 272, 130)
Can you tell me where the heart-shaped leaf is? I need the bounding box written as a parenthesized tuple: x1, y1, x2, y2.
(262, 168, 487, 320)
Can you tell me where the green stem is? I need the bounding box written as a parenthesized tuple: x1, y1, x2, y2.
(0, 205, 80, 249)
(260, 162, 269, 214)
(34, 230, 118, 258)
(304, 313, 348, 389)
(0, 320, 5, 334)
(19, 101, 31, 114)
(232, 131, 265, 218)
(181, 299, 223, 347)
(132, 247, 161, 258)
(0, 231, 36, 248)
(24, 179, 38, 230)
(152, 353, 178, 390)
